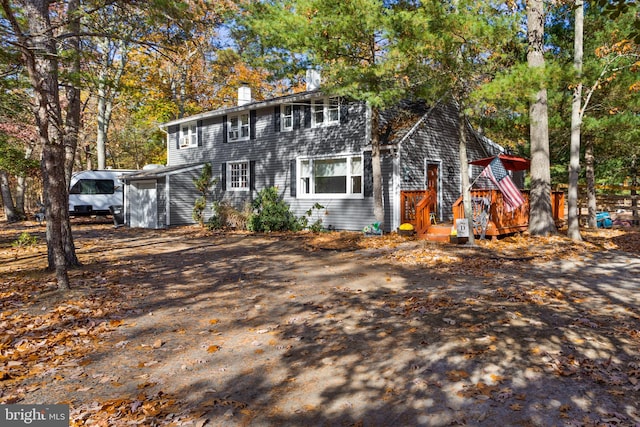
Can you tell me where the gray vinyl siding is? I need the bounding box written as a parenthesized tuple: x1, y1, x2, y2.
(398, 103, 498, 222)
(163, 98, 502, 231)
(169, 169, 203, 225)
(168, 99, 379, 231)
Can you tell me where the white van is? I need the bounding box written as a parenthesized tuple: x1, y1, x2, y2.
(68, 169, 136, 216)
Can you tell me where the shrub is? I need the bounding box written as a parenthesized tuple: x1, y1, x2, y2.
(207, 201, 251, 230)
(247, 187, 301, 232)
(13, 232, 37, 247)
(299, 202, 326, 232)
(192, 163, 217, 227)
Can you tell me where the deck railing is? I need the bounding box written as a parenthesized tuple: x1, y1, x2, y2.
(400, 189, 436, 235)
(452, 189, 565, 237)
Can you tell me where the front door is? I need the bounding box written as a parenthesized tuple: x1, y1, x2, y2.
(426, 163, 439, 215)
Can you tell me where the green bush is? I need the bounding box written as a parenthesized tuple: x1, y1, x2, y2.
(247, 187, 301, 232)
(192, 163, 217, 227)
(13, 232, 37, 247)
(299, 202, 325, 232)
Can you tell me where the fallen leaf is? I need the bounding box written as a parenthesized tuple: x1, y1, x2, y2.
(207, 345, 220, 353)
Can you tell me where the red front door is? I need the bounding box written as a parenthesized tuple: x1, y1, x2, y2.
(426, 164, 439, 215)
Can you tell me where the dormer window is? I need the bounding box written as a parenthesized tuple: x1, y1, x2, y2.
(179, 122, 198, 148)
(228, 113, 250, 141)
(312, 97, 340, 128)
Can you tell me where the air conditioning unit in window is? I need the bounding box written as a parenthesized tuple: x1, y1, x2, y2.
(179, 136, 189, 148)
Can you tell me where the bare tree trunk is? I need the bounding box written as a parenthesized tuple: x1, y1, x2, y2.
(14, 144, 34, 220)
(371, 107, 384, 227)
(458, 104, 475, 246)
(95, 38, 128, 169)
(6, 0, 71, 290)
(0, 171, 18, 222)
(96, 77, 108, 169)
(584, 137, 597, 228)
(567, 0, 583, 241)
(62, 0, 81, 267)
(527, 0, 557, 236)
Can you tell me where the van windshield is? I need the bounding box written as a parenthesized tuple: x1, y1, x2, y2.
(69, 179, 115, 195)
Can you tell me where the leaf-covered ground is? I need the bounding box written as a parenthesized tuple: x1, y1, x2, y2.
(1, 220, 639, 426)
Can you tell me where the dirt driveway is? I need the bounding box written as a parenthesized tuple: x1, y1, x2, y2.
(1, 222, 640, 426)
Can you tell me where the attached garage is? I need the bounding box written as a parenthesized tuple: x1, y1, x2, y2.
(122, 163, 207, 229)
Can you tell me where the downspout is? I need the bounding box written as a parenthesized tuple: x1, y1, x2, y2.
(392, 146, 401, 232)
(158, 124, 171, 227)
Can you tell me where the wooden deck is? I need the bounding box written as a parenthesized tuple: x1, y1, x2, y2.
(400, 189, 565, 240)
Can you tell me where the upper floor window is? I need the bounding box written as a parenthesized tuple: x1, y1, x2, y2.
(298, 154, 362, 198)
(311, 97, 340, 128)
(281, 104, 293, 131)
(180, 122, 198, 148)
(228, 113, 250, 141)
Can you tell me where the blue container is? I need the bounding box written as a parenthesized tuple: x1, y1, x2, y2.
(596, 212, 612, 229)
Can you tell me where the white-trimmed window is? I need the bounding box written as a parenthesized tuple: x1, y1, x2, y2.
(281, 104, 293, 131)
(312, 97, 340, 128)
(228, 113, 250, 141)
(227, 161, 250, 190)
(179, 122, 198, 148)
(298, 154, 363, 198)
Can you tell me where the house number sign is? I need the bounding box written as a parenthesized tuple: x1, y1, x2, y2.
(456, 219, 470, 237)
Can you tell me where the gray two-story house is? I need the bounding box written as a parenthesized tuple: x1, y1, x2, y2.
(122, 79, 503, 231)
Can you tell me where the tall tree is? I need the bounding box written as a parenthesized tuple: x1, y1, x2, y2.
(567, 0, 584, 241)
(2, 0, 74, 289)
(239, 0, 519, 231)
(527, 0, 557, 236)
(238, 0, 415, 227)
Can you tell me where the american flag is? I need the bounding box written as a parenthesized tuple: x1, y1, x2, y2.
(481, 157, 525, 212)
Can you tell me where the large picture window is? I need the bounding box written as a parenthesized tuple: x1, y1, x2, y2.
(227, 161, 249, 190)
(228, 113, 250, 141)
(298, 155, 363, 198)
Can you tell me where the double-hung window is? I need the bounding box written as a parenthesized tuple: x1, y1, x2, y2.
(311, 97, 340, 128)
(179, 122, 198, 148)
(227, 161, 249, 190)
(228, 113, 250, 141)
(312, 100, 324, 127)
(298, 155, 363, 198)
(281, 104, 293, 131)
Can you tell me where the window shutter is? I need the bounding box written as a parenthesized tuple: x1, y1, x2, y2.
(221, 163, 227, 190)
(340, 102, 349, 124)
(293, 105, 300, 129)
(222, 115, 228, 143)
(169, 125, 179, 150)
(363, 152, 373, 197)
(197, 120, 203, 146)
(290, 159, 297, 197)
(249, 160, 256, 191)
(274, 106, 281, 132)
(250, 110, 256, 140)
(304, 101, 311, 128)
